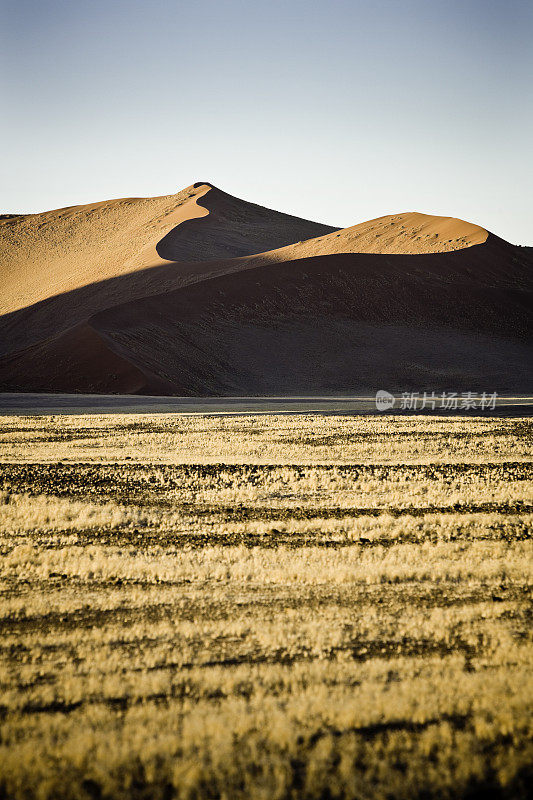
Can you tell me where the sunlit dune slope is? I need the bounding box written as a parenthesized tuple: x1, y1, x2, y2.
(0, 183, 336, 316)
(0, 184, 206, 316)
(268, 211, 488, 261)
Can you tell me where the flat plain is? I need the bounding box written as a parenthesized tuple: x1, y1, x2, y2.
(0, 412, 532, 799)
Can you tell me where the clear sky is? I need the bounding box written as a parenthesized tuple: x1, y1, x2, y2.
(2, 0, 532, 243)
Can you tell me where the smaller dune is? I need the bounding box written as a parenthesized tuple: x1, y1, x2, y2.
(254, 212, 488, 264)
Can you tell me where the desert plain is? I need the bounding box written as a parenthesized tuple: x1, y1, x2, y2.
(0, 410, 531, 799)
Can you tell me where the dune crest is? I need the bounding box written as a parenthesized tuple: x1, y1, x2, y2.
(269, 211, 488, 261)
(0, 182, 489, 319)
(155, 185, 338, 263)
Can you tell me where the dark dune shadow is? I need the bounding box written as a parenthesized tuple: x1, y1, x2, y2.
(0, 257, 253, 356)
(155, 184, 339, 262)
(0, 234, 531, 395)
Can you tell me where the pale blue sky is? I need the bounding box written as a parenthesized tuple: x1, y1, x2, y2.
(1, 0, 532, 243)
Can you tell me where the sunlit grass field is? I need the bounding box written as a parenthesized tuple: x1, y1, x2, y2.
(0, 414, 532, 799)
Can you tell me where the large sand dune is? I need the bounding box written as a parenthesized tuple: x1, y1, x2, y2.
(0, 183, 336, 316)
(0, 183, 531, 394)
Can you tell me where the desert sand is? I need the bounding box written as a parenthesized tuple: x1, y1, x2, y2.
(0, 183, 531, 394)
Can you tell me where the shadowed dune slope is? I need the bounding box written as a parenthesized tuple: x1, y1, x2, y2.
(0, 183, 531, 394)
(0, 323, 175, 395)
(1, 238, 532, 395)
(85, 242, 533, 395)
(155, 183, 339, 262)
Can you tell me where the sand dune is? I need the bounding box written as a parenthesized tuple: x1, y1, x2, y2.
(0, 182, 485, 319)
(266, 211, 488, 261)
(0, 183, 335, 316)
(0, 182, 531, 394)
(84, 245, 531, 394)
(0, 185, 203, 316)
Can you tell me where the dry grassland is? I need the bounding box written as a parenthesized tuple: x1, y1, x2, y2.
(0, 414, 532, 799)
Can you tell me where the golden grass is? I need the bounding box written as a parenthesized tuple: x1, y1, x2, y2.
(0, 413, 531, 464)
(0, 414, 531, 799)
